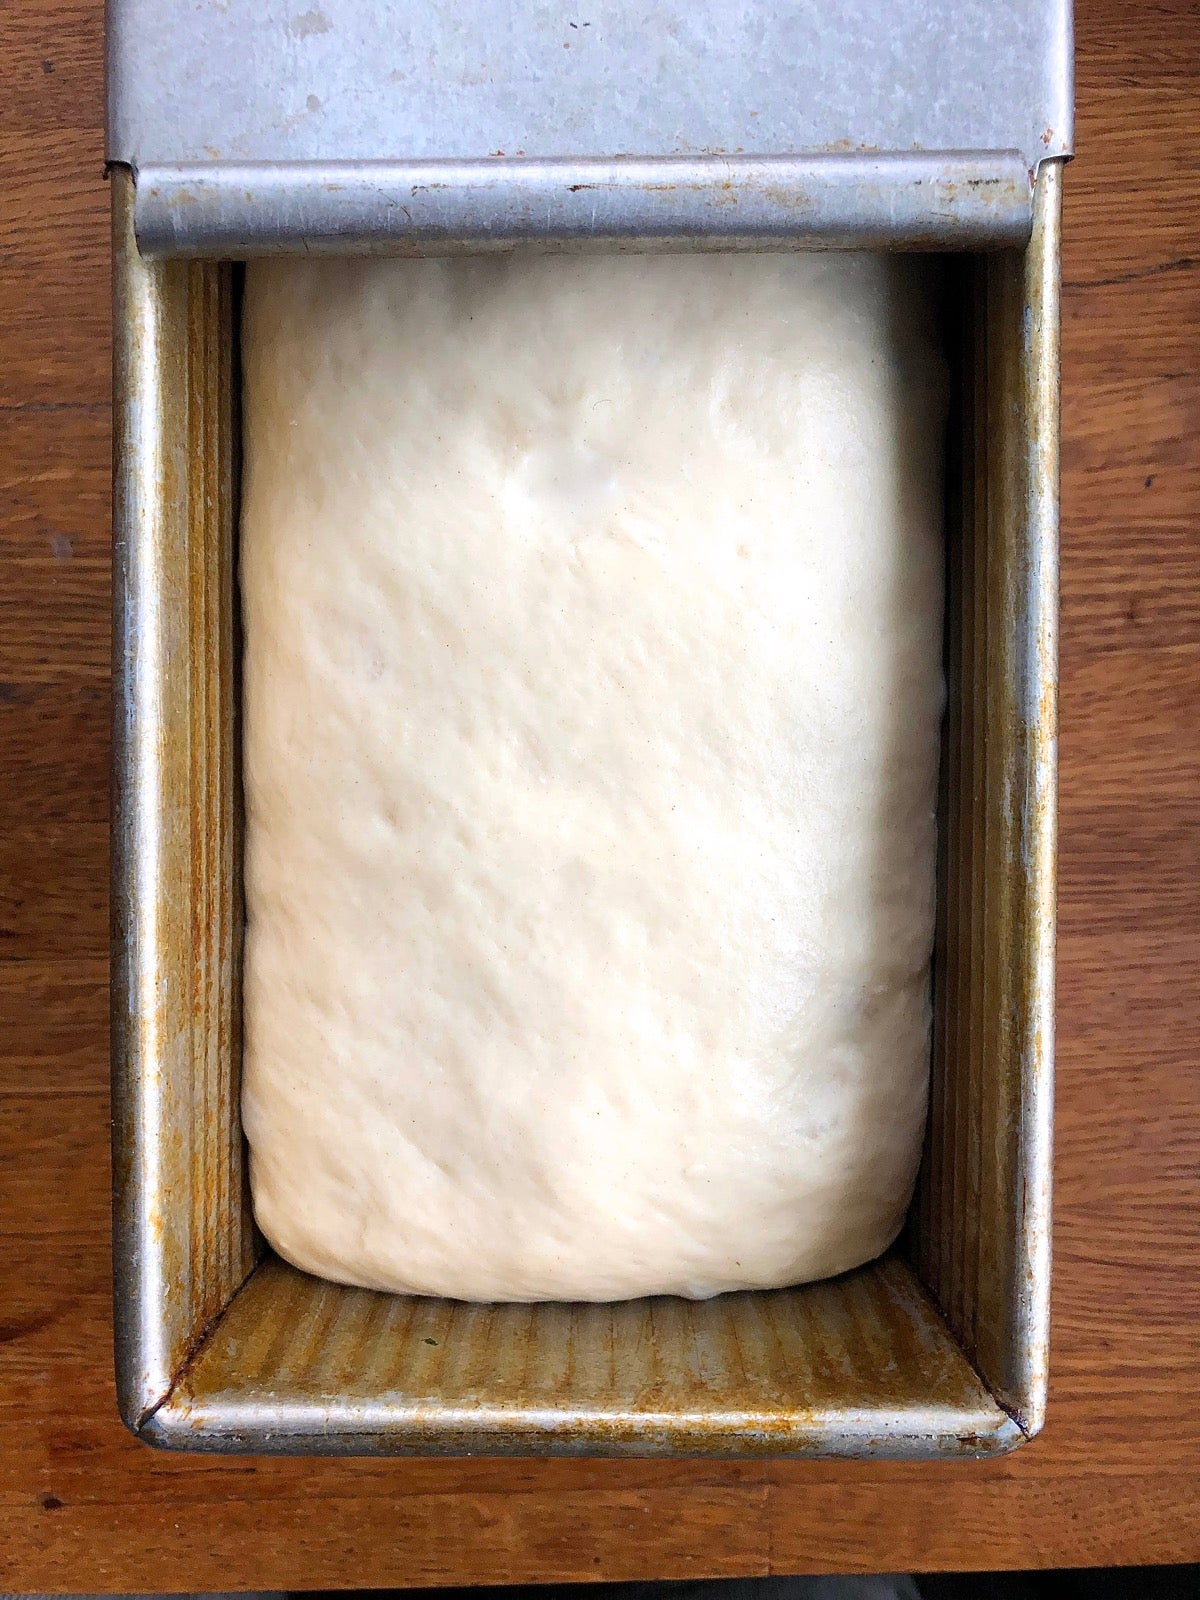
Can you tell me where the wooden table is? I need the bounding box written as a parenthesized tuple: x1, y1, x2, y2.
(3, 1, 1198, 1586)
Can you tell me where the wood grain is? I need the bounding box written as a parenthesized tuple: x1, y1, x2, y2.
(2, 0, 1199, 1586)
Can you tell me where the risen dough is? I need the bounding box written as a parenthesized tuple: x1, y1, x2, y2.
(241, 253, 944, 1302)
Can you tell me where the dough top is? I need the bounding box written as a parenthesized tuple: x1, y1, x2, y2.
(240, 252, 945, 1302)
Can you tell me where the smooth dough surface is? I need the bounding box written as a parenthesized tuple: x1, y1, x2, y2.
(241, 253, 945, 1302)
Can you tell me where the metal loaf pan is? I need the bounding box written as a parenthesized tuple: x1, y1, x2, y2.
(111, 161, 1059, 1457)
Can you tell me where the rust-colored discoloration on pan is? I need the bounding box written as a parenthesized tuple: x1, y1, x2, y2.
(111, 167, 258, 1431)
(111, 164, 1059, 1455)
(147, 1253, 1020, 1457)
(912, 164, 1059, 1437)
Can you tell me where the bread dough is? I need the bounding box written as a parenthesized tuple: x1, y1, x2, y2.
(240, 253, 945, 1302)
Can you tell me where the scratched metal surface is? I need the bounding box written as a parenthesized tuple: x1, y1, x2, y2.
(127, 152, 1038, 258)
(110, 165, 1059, 1456)
(105, 1, 1072, 252)
(108, 0, 1073, 172)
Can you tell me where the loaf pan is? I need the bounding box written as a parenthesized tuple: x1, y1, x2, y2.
(110, 161, 1059, 1456)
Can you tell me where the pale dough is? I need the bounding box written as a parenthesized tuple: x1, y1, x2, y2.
(240, 253, 945, 1302)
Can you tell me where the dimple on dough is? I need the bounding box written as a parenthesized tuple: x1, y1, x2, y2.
(240, 252, 945, 1303)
